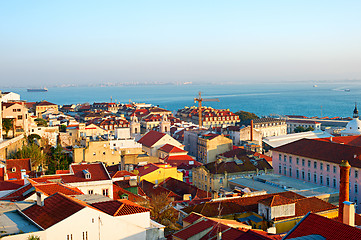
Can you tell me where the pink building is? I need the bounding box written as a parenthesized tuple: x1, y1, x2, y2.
(271, 137, 361, 213)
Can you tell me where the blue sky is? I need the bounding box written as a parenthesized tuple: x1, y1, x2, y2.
(1, 1, 361, 87)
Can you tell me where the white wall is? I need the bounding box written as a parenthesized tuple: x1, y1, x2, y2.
(67, 180, 113, 198)
(46, 207, 147, 240)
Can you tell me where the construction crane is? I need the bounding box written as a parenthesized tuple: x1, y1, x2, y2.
(194, 92, 220, 127)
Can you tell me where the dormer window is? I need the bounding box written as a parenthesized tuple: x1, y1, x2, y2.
(12, 167, 16, 172)
(83, 170, 91, 179)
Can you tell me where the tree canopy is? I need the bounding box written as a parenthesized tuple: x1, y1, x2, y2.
(294, 126, 314, 133)
(2, 118, 14, 138)
(234, 110, 259, 122)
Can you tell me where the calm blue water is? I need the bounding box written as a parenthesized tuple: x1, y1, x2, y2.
(3, 82, 361, 118)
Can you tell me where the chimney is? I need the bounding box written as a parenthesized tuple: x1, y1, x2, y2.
(250, 120, 254, 141)
(21, 169, 26, 179)
(338, 160, 351, 222)
(343, 201, 355, 226)
(36, 192, 44, 206)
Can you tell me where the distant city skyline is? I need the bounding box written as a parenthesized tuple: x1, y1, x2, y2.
(1, 1, 361, 87)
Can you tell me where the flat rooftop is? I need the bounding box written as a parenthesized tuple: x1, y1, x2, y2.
(0, 210, 41, 237)
(229, 174, 338, 198)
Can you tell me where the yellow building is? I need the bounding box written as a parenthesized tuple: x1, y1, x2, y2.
(197, 133, 232, 164)
(35, 101, 58, 118)
(134, 163, 183, 184)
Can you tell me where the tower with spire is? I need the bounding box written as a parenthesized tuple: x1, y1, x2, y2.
(353, 102, 359, 119)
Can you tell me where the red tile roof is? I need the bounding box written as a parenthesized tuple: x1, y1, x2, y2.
(137, 130, 165, 148)
(91, 199, 149, 216)
(183, 192, 305, 217)
(284, 212, 361, 240)
(272, 196, 337, 221)
(55, 170, 70, 174)
(36, 101, 57, 106)
(183, 212, 203, 224)
(173, 219, 215, 239)
(111, 170, 136, 178)
(259, 195, 296, 207)
(317, 135, 361, 147)
(0, 182, 83, 201)
(139, 180, 181, 200)
(164, 155, 202, 168)
(0, 179, 24, 191)
(113, 184, 147, 203)
(159, 177, 210, 199)
(273, 139, 361, 168)
(64, 162, 111, 183)
(158, 144, 186, 153)
(6, 158, 32, 172)
(22, 193, 86, 229)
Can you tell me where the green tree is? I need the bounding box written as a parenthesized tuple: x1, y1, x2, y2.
(294, 126, 314, 133)
(2, 118, 14, 138)
(35, 118, 48, 127)
(28, 134, 41, 144)
(234, 110, 259, 122)
(11, 143, 47, 170)
(46, 144, 72, 174)
(149, 192, 181, 234)
(59, 124, 67, 132)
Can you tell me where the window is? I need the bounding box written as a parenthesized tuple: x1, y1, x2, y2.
(289, 156, 292, 164)
(333, 178, 337, 188)
(279, 165, 282, 174)
(308, 172, 311, 181)
(314, 162, 317, 169)
(333, 166, 336, 173)
(296, 158, 299, 165)
(302, 159, 305, 166)
(355, 184, 358, 194)
(220, 178, 223, 184)
(302, 171, 305, 180)
(289, 167, 292, 177)
(314, 173, 317, 183)
(326, 177, 330, 186)
(327, 164, 330, 172)
(205, 176, 207, 181)
(296, 169, 299, 178)
(320, 175, 323, 185)
(308, 160, 311, 167)
(11, 167, 16, 172)
(284, 166, 286, 175)
(284, 155, 287, 162)
(356, 170, 359, 178)
(102, 189, 109, 196)
(67, 234, 73, 240)
(320, 163, 323, 170)
(88, 190, 93, 194)
(18, 115, 22, 120)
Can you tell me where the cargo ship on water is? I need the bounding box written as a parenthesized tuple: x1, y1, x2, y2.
(27, 87, 48, 92)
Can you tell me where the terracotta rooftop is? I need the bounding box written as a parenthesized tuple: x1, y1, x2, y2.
(259, 195, 296, 207)
(182, 212, 203, 225)
(274, 197, 337, 221)
(316, 135, 361, 147)
(64, 162, 111, 183)
(183, 191, 305, 217)
(91, 199, 149, 216)
(111, 170, 136, 178)
(0, 182, 83, 201)
(0, 179, 24, 191)
(137, 130, 165, 148)
(113, 184, 147, 203)
(22, 193, 86, 229)
(158, 144, 186, 153)
(284, 212, 361, 240)
(159, 177, 210, 199)
(173, 219, 215, 239)
(273, 138, 361, 168)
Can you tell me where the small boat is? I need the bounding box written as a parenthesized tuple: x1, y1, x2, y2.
(345, 89, 350, 92)
(313, 85, 318, 88)
(27, 88, 48, 92)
